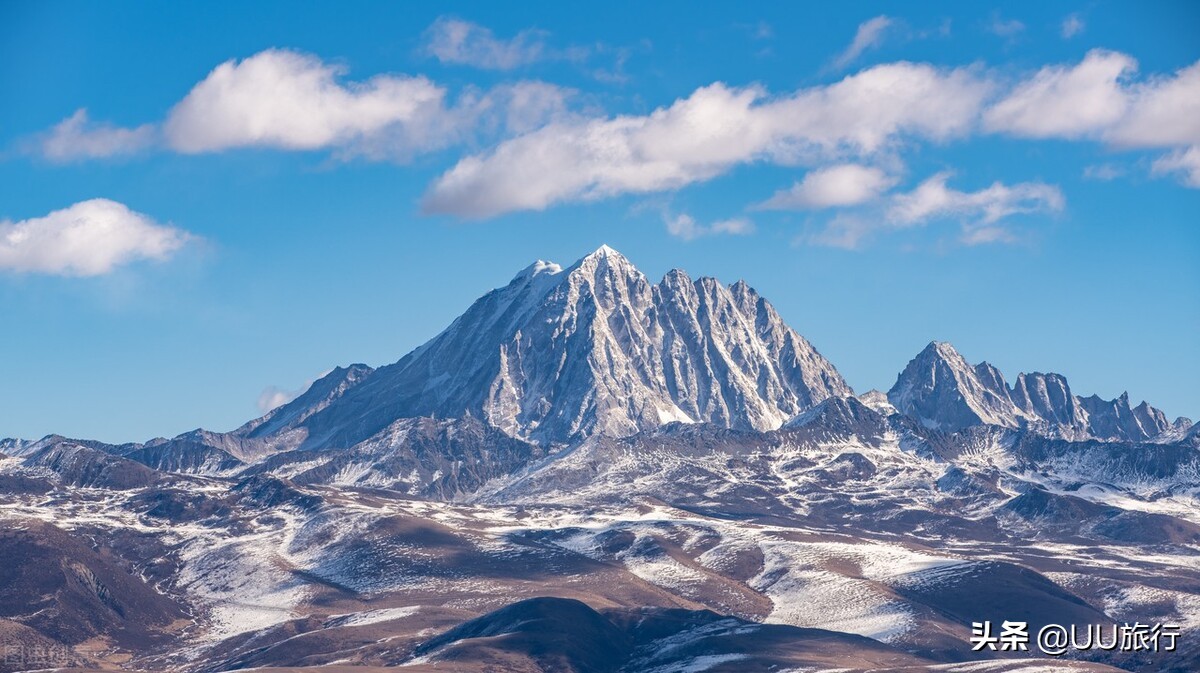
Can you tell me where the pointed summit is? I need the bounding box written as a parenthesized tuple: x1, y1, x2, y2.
(252, 246, 851, 448)
(888, 341, 1025, 431)
(570, 244, 637, 271)
(890, 342, 1175, 441)
(573, 244, 633, 269)
(565, 244, 639, 279)
(573, 244, 635, 267)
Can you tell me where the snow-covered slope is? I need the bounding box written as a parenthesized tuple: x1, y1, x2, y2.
(887, 342, 1028, 431)
(3, 247, 1199, 673)
(260, 246, 850, 448)
(889, 341, 1181, 442)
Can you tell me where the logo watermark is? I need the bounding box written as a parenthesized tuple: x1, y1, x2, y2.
(971, 621, 1181, 656)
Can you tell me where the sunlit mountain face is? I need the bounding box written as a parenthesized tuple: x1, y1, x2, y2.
(4, 4, 1198, 672)
(2, 248, 1196, 672)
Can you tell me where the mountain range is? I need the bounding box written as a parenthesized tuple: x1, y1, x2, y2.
(1, 246, 1197, 673)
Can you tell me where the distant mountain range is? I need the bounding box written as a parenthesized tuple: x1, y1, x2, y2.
(8, 246, 1189, 463)
(889, 340, 1192, 442)
(1, 246, 1197, 673)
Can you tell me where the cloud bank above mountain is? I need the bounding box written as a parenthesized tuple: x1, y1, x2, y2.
(18, 16, 1200, 253)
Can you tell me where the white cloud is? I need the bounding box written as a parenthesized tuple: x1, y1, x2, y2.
(257, 387, 299, 413)
(710, 218, 753, 235)
(831, 16, 894, 70)
(805, 214, 875, 250)
(424, 17, 549, 70)
(987, 14, 1026, 38)
(1083, 163, 1125, 181)
(1107, 61, 1200, 148)
(423, 63, 991, 218)
(492, 81, 575, 134)
(38, 109, 156, 161)
(985, 51, 1200, 187)
(256, 368, 332, 413)
(47, 48, 572, 163)
(664, 213, 754, 241)
(888, 172, 1064, 227)
(986, 51, 1200, 147)
(164, 49, 449, 154)
(984, 50, 1136, 139)
(0, 199, 191, 277)
(960, 225, 1019, 245)
(344, 79, 575, 162)
(1061, 14, 1085, 39)
(759, 164, 896, 209)
(1152, 146, 1200, 187)
(801, 172, 1064, 249)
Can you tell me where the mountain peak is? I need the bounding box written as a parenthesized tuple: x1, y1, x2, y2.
(728, 278, 757, 297)
(924, 340, 963, 360)
(252, 246, 850, 447)
(659, 268, 693, 291)
(567, 244, 641, 279)
(857, 390, 896, 415)
(580, 244, 627, 263)
(889, 341, 1023, 431)
(892, 343, 1174, 441)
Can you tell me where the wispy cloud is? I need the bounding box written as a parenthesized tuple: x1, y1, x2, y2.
(986, 13, 1026, 39)
(257, 368, 332, 413)
(801, 172, 1064, 249)
(746, 21, 773, 41)
(887, 171, 1064, 227)
(1061, 13, 1085, 39)
(758, 164, 897, 210)
(664, 213, 754, 241)
(831, 16, 894, 70)
(424, 17, 557, 70)
(0, 199, 192, 277)
(257, 386, 300, 413)
(36, 109, 156, 162)
(803, 213, 876, 250)
(1083, 163, 1125, 181)
(1153, 146, 1200, 187)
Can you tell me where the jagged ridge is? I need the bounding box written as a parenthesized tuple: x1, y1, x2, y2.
(888, 341, 1189, 441)
(243, 245, 850, 448)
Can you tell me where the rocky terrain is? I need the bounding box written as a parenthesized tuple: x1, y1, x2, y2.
(1, 247, 1196, 673)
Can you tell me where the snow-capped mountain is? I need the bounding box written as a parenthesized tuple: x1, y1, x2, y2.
(2, 246, 1198, 673)
(243, 245, 850, 450)
(888, 341, 1186, 441)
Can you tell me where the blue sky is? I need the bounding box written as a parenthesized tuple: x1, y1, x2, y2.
(1, 1, 1198, 443)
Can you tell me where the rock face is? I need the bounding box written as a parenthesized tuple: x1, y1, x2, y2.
(888, 341, 1177, 442)
(1, 245, 1197, 673)
(887, 342, 1026, 432)
(238, 363, 376, 441)
(249, 246, 850, 448)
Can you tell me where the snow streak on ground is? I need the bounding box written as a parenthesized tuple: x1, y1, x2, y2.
(750, 539, 963, 642)
(323, 606, 421, 628)
(640, 653, 749, 673)
(175, 510, 311, 642)
(536, 504, 970, 643)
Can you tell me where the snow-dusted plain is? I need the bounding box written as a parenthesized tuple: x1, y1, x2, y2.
(1, 248, 1196, 672)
